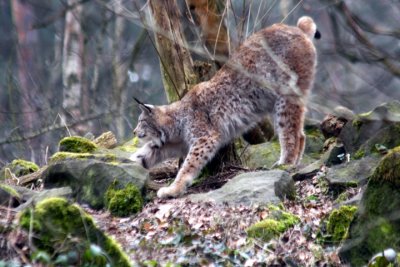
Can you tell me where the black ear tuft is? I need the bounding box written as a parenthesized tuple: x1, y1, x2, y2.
(314, 29, 321, 39)
(133, 97, 144, 105)
(134, 97, 152, 113)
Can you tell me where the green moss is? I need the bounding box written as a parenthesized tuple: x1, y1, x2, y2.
(0, 184, 20, 198)
(105, 181, 143, 217)
(59, 136, 97, 153)
(247, 205, 300, 242)
(50, 152, 117, 163)
(10, 159, 39, 177)
(18, 198, 131, 266)
(353, 149, 365, 160)
(119, 137, 139, 153)
(326, 205, 357, 242)
(50, 152, 94, 162)
(352, 117, 363, 130)
(370, 146, 400, 186)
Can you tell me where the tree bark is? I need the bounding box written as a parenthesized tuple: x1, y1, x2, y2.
(149, 0, 198, 102)
(186, 0, 230, 64)
(11, 0, 39, 132)
(112, 0, 128, 137)
(62, 0, 85, 120)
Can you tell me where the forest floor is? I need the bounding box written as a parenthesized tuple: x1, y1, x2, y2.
(0, 165, 358, 266)
(87, 166, 357, 266)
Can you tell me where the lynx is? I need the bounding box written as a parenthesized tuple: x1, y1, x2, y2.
(131, 16, 319, 198)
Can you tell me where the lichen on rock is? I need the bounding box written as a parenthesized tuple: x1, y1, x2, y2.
(1, 159, 39, 181)
(326, 205, 357, 242)
(18, 197, 131, 267)
(59, 136, 98, 153)
(247, 205, 300, 242)
(105, 181, 143, 217)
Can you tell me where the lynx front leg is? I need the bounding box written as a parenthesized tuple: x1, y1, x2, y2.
(275, 97, 306, 165)
(157, 136, 220, 198)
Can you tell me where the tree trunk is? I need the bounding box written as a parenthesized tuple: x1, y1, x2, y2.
(149, 0, 198, 102)
(186, 0, 230, 64)
(62, 0, 85, 123)
(11, 0, 41, 160)
(11, 0, 39, 131)
(112, 0, 128, 137)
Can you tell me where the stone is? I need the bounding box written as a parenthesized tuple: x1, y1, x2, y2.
(339, 147, 400, 266)
(94, 131, 118, 149)
(339, 101, 400, 156)
(0, 184, 21, 207)
(18, 198, 131, 266)
(0, 159, 39, 181)
(59, 136, 98, 153)
(325, 156, 380, 190)
(320, 114, 348, 139)
(42, 158, 148, 210)
(189, 170, 295, 205)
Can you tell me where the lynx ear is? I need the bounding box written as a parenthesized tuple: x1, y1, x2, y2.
(134, 97, 153, 114)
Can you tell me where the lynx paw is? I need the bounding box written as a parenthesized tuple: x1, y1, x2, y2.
(157, 184, 184, 199)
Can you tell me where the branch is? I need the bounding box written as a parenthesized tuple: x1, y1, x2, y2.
(31, 0, 91, 29)
(0, 108, 124, 146)
(335, 2, 400, 77)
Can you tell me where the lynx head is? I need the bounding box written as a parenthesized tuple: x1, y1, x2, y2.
(133, 98, 167, 147)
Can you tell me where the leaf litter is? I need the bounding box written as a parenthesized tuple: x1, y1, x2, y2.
(87, 167, 358, 266)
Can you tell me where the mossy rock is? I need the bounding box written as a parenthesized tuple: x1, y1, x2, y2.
(59, 136, 97, 153)
(339, 148, 400, 265)
(339, 101, 400, 157)
(42, 158, 148, 210)
(247, 205, 300, 242)
(370, 146, 400, 186)
(240, 141, 281, 169)
(1, 159, 39, 181)
(105, 181, 143, 217)
(0, 183, 21, 207)
(18, 198, 131, 266)
(326, 205, 357, 243)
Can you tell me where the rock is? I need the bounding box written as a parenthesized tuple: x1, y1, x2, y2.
(42, 158, 148, 211)
(320, 114, 348, 139)
(0, 159, 39, 180)
(18, 198, 131, 266)
(339, 147, 400, 266)
(332, 106, 355, 121)
(105, 181, 143, 217)
(325, 205, 357, 243)
(15, 187, 73, 211)
(241, 141, 315, 170)
(304, 125, 325, 157)
(292, 160, 322, 181)
(189, 170, 295, 205)
(324, 141, 346, 166)
(241, 142, 280, 169)
(339, 101, 400, 157)
(94, 131, 118, 149)
(247, 205, 300, 242)
(59, 136, 98, 153)
(0, 184, 21, 207)
(325, 156, 380, 189)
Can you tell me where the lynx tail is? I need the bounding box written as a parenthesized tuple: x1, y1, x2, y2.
(297, 16, 320, 39)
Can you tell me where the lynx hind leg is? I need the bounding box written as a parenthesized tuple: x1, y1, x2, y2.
(157, 135, 220, 198)
(274, 97, 306, 165)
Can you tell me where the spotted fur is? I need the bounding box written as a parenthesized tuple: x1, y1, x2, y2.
(131, 16, 318, 198)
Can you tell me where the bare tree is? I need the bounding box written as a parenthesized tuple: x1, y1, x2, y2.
(62, 0, 86, 124)
(149, 0, 198, 102)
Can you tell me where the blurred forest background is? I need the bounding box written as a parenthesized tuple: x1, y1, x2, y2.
(0, 0, 399, 166)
